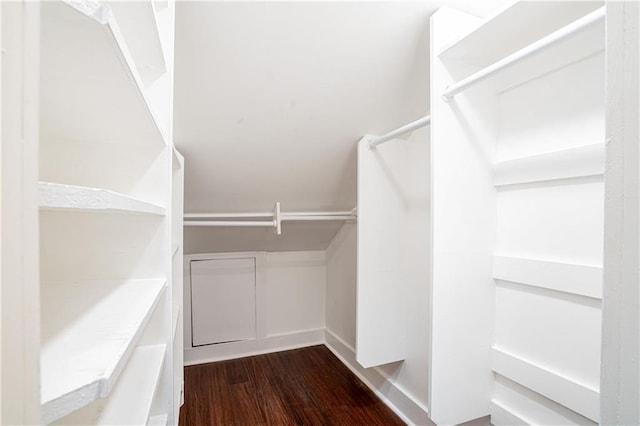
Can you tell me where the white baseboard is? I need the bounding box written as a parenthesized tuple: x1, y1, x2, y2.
(323, 329, 434, 426)
(184, 328, 324, 366)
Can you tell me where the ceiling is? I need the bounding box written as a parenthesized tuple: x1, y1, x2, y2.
(174, 1, 508, 253)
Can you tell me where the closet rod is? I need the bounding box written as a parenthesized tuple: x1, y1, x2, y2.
(282, 215, 354, 221)
(442, 6, 605, 99)
(184, 220, 276, 227)
(184, 211, 354, 219)
(183, 215, 355, 226)
(368, 115, 431, 149)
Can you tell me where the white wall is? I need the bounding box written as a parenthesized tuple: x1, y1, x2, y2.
(325, 223, 357, 346)
(184, 250, 326, 364)
(265, 251, 326, 336)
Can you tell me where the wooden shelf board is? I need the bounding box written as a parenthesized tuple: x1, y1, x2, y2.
(52, 344, 167, 425)
(40, 1, 167, 147)
(39, 182, 166, 215)
(41, 279, 166, 423)
(439, 1, 604, 67)
(105, 1, 167, 86)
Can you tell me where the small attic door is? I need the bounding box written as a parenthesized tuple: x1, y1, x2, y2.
(190, 257, 257, 346)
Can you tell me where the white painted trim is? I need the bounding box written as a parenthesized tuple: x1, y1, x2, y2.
(490, 399, 530, 426)
(493, 256, 602, 299)
(324, 329, 434, 426)
(1, 2, 42, 423)
(184, 328, 324, 366)
(493, 143, 605, 187)
(601, 2, 640, 424)
(491, 347, 599, 421)
(254, 254, 268, 339)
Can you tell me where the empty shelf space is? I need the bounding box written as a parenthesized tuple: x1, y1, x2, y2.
(41, 279, 166, 423)
(442, 7, 605, 98)
(53, 344, 166, 425)
(39, 182, 166, 215)
(105, 1, 166, 85)
(40, 0, 166, 147)
(148, 413, 169, 426)
(439, 1, 604, 66)
(493, 143, 605, 187)
(493, 256, 602, 299)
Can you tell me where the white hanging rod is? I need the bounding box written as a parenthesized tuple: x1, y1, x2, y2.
(184, 211, 355, 219)
(442, 7, 605, 99)
(282, 215, 354, 221)
(184, 220, 276, 227)
(183, 203, 357, 233)
(368, 115, 431, 149)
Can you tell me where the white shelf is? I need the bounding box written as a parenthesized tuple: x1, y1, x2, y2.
(105, 1, 167, 86)
(53, 344, 167, 425)
(493, 255, 602, 299)
(172, 244, 180, 257)
(148, 413, 169, 426)
(41, 279, 166, 423)
(442, 6, 605, 96)
(493, 143, 605, 187)
(40, 0, 167, 147)
(439, 1, 604, 66)
(39, 182, 166, 215)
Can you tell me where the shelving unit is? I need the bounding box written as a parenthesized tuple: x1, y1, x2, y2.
(438, 2, 604, 66)
(430, 3, 605, 425)
(105, 1, 167, 86)
(37, 0, 182, 425)
(41, 279, 166, 422)
(51, 344, 167, 425)
(40, 1, 166, 147)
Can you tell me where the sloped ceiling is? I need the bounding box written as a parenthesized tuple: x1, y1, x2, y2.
(174, 1, 507, 253)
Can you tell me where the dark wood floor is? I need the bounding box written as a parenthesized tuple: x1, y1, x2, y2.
(178, 345, 406, 426)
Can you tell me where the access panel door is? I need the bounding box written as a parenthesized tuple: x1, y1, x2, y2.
(190, 257, 256, 346)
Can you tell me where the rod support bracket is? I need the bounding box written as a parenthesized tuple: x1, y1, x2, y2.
(273, 201, 282, 235)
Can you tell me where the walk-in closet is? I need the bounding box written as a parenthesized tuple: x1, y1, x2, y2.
(2, 1, 638, 425)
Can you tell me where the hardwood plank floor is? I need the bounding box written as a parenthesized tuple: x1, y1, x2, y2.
(178, 345, 406, 426)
